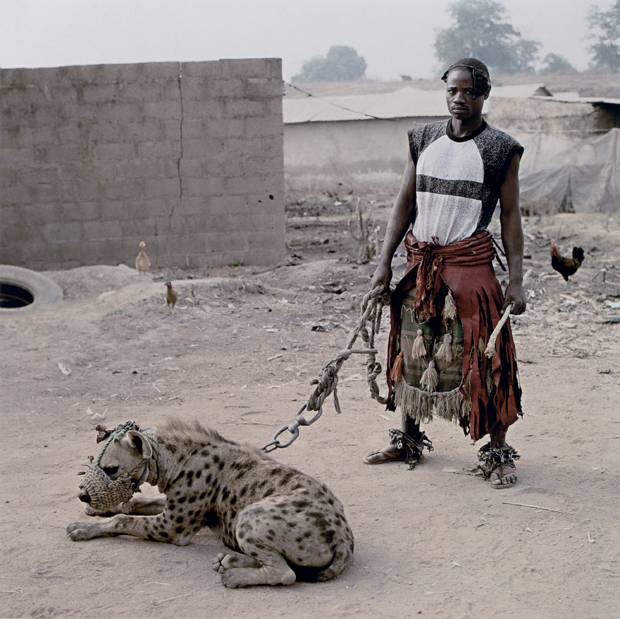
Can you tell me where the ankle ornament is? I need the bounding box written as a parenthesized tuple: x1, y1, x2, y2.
(477, 442, 520, 478)
(388, 428, 433, 470)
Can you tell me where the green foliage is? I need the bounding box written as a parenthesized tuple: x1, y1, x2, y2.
(292, 46, 367, 82)
(588, 1, 620, 72)
(435, 0, 540, 74)
(540, 53, 577, 73)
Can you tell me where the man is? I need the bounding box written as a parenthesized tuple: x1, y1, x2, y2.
(365, 58, 526, 488)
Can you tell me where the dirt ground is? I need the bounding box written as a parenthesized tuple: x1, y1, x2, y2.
(2, 196, 620, 619)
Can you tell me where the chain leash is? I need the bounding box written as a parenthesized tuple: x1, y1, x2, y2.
(261, 285, 390, 453)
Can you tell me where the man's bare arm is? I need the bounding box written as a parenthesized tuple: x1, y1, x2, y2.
(499, 153, 527, 315)
(371, 150, 416, 291)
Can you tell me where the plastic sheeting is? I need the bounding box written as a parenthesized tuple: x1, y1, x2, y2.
(515, 128, 620, 213)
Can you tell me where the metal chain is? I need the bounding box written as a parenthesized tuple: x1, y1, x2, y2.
(261, 285, 390, 453)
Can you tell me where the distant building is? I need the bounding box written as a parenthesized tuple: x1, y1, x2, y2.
(284, 84, 620, 213)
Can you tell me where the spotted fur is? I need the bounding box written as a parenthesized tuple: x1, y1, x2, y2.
(67, 419, 354, 588)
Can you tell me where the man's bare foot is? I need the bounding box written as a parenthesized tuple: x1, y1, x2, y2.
(489, 463, 517, 488)
(364, 443, 406, 464)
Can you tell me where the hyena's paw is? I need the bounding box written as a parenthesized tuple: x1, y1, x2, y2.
(66, 522, 102, 541)
(212, 552, 260, 574)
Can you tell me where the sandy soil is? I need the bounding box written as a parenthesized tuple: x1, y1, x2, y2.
(1, 199, 620, 619)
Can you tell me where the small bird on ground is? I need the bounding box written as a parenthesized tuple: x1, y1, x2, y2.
(136, 242, 150, 276)
(550, 240, 585, 281)
(165, 282, 178, 311)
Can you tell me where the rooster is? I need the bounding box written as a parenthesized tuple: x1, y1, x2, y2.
(550, 240, 585, 281)
(165, 282, 178, 311)
(135, 241, 150, 276)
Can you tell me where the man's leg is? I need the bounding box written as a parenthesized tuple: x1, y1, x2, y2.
(485, 426, 518, 487)
(365, 414, 424, 464)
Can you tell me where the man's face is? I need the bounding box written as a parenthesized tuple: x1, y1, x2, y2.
(445, 68, 487, 121)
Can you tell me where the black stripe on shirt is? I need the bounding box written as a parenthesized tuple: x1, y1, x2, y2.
(416, 175, 485, 201)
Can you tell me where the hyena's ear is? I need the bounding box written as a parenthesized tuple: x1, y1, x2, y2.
(126, 430, 153, 460)
(95, 425, 112, 443)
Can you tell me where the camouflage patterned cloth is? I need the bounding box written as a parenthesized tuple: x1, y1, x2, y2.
(386, 231, 522, 441)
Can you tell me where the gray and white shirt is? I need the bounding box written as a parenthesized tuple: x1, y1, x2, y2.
(408, 120, 523, 245)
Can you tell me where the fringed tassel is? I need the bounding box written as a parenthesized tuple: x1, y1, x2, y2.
(394, 381, 468, 425)
(435, 332, 453, 362)
(420, 360, 439, 392)
(390, 351, 404, 382)
(411, 329, 426, 359)
(443, 288, 457, 322)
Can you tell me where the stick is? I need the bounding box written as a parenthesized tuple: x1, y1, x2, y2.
(502, 501, 571, 514)
(154, 593, 191, 605)
(485, 304, 513, 358)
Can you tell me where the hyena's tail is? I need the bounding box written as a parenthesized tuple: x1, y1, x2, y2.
(289, 535, 354, 583)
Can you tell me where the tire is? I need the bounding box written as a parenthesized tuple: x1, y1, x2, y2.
(0, 265, 63, 312)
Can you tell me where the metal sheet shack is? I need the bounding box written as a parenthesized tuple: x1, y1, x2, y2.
(284, 83, 620, 213)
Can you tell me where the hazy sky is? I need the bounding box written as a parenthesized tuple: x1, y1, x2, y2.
(0, 0, 599, 80)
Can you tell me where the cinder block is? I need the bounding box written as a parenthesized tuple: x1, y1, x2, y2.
(137, 140, 180, 159)
(182, 138, 226, 159)
(178, 118, 203, 140)
(245, 116, 283, 138)
(44, 221, 82, 243)
(91, 161, 119, 181)
(162, 119, 183, 140)
(225, 138, 262, 159)
(82, 220, 122, 241)
(123, 199, 167, 221)
(182, 99, 224, 120)
(179, 159, 206, 178)
(224, 99, 265, 118)
(124, 159, 164, 180)
(144, 178, 181, 199)
(81, 83, 121, 104)
(162, 159, 180, 179)
(101, 179, 144, 201)
(141, 62, 181, 80)
(1, 184, 32, 206)
(205, 118, 245, 139)
(51, 86, 78, 105)
(182, 61, 222, 79)
(0, 68, 26, 87)
(22, 203, 61, 226)
(0, 148, 34, 165)
(226, 176, 265, 195)
(184, 177, 225, 197)
(223, 58, 281, 79)
(204, 158, 244, 177)
(205, 231, 248, 253)
(93, 143, 136, 161)
(244, 78, 283, 101)
(61, 202, 101, 222)
(208, 195, 247, 215)
(144, 100, 182, 120)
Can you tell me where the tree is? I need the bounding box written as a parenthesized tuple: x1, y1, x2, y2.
(540, 53, 577, 73)
(588, 1, 620, 72)
(435, 0, 541, 74)
(292, 46, 367, 82)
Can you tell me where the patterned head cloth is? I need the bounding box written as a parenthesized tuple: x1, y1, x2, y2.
(441, 58, 491, 99)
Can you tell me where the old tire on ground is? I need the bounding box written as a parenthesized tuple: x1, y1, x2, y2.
(0, 265, 63, 312)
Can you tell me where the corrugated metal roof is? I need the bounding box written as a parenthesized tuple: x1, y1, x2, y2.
(283, 83, 561, 124)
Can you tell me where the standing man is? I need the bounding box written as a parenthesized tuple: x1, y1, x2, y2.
(365, 58, 526, 488)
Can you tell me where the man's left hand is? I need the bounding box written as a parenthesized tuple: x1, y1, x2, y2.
(503, 282, 526, 315)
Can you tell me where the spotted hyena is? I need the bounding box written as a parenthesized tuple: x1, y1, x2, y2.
(67, 419, 354, 587)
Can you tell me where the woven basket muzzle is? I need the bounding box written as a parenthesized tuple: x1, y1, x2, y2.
(80, 466, 135, 510)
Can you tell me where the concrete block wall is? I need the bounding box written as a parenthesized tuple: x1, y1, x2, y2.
(0, 59, 284, 270)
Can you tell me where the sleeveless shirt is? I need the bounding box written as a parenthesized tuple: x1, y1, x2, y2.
(407, 119, 523, 245)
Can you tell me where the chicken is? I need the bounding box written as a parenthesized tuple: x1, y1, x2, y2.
(135, 241, 150, 276)
(165, 281, 178, 310)
(550, 240, 585, 281)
